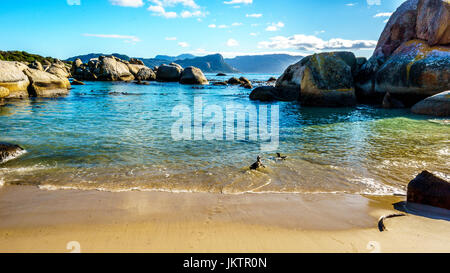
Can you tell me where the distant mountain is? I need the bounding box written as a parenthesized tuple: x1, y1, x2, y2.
(175, 54, 238, 73)
(154, 54, 196, 61)
(225, 54, 304, 74)
(66, 53, 130, 63)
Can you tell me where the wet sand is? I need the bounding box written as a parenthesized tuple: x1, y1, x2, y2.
(0, 185, 449, 253)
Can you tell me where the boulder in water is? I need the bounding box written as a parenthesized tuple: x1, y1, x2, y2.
(23, 68, 71, 97)
(136, 67, 156, 81)
(156, 64, 183, 82)
(0, 61, 30, 98)
(411, 90, 450, 116)
(180, 66, 208, 85)
(407, 171, 450, 210)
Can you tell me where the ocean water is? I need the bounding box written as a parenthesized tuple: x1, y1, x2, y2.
(0, 73, 448, 195)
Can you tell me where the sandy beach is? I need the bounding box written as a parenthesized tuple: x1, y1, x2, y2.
(0, 185, 449, 253)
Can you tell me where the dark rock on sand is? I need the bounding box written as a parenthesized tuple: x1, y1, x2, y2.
(407, 171, 450, 210)
(411, 90, 450, 116)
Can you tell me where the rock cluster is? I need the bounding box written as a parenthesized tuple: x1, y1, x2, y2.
(253, 0, 449, 113)
(0, 60, 71, 99)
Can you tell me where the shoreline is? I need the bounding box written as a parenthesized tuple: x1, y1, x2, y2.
(1, 185, 449, 253)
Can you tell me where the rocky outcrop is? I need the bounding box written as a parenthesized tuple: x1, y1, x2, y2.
(356, 0, 450, 103)
(23, 68, 71, 97)
(407, 171, 450, 210)
(0, 142, 25, 164)
(180, 66, 208, 85)
(129, 58, 144, 65)
(0, 61, 30, 98)
(416, 0, 450, 46)
(300, 52, 357, 107)
(136, 67, 156, 81)
(156, 64, 183, 82)
(374, 40, 450, 103)
(373, 0, 419, 60)
(96, 56, 134, 81)
(411, 90, 450, 116)
(250, 86, 300, 102)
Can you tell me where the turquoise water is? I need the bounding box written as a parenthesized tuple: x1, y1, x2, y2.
(0, 73, 449, 195)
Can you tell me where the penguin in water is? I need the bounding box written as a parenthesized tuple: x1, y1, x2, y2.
(250, 156, 265, 170)
(275, 153, 288, 160)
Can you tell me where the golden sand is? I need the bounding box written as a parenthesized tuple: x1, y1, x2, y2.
(0, 185, 449, 253)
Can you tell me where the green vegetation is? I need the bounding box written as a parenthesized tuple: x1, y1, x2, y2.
(0, 50, 65, 64)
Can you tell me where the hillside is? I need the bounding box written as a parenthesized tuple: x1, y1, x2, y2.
(0, 51, 62, 64)
(225, 54, 303, 74)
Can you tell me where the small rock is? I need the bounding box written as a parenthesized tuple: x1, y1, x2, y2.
(382, 92, 405, 108)
(71, 80, 85, 85)
(411, 90, 450, 117)
(0, 143, 25, 164)
(216, 73, 227, 76)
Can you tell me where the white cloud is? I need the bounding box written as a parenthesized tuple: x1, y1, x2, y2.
(181, 10, 206, 18)
(165, 37, 177, 40)
(82, 33, 141, 43)
(232, 22, 243, 26)
(246, 13, 262, 18)
(266, 22, 284, 31)
(226, 39, 239, 47)
(109, 0, 144, 7)
(178, 42, 189, 47)
(151, 0, 199, 9)
(224, 0, 252, 4)
(367, 0, 381, 5)
(208, 24, 217, 28)
(346, 3, 356, 6)
(67, 0, 81, 5)
(373, 12, 392, 18)
(147, 0, 205, 19)
(148, 5, 177, 18)
(218, 24, 228, 28)
(250, 32, 258, 36)
(258, 34, 377, 51)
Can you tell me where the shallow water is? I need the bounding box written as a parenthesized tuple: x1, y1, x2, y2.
(0, 73, 448, 195)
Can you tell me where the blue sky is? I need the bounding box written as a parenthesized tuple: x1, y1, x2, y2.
(0, 0, 405, 59)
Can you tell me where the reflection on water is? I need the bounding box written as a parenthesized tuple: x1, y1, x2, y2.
(0, 74, 448, 195)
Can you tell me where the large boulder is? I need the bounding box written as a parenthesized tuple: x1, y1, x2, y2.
(407, 171, 450, 210)
(250, 86, 299, 102)
(416, 0, 450, 46)
(96, 56, 134, 81)
(411, 90, 450, 116)
(373, 0, 419, 59)
(0, 142, 25, 164)
(23, 68, 71, 97)
(180, 67, 208, 85)
(136, 67, 156, 81)
(0, 61, 30, 98)
(275, 60, 305, 91)
(156, 64, 183, 82)
(374, 40, 450, 104)
(300, 52, 357, 107)
(127, 63, 148, 77)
